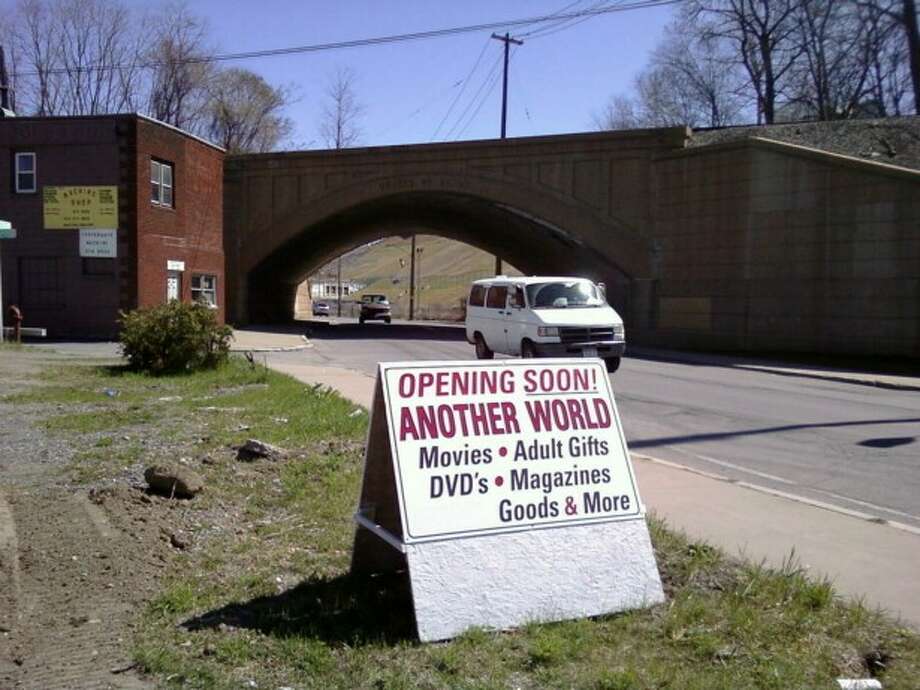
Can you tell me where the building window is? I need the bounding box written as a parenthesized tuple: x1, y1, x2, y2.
(150, 159, 174, 207)
(191, 274, 217, 307)
(14, 152, 36, 193)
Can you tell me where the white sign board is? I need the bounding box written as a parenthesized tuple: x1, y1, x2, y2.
(79, 228, 116, 257)
(381, 360, 642, 543)
(352, 359, 664, 642)
(167, 260, 185, 271)
(0, 220, 14, 239)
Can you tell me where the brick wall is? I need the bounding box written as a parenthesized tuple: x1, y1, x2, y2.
(135, 118, 225, 323)
(0, 116, 125, 337)
(0, 114, 225, 338)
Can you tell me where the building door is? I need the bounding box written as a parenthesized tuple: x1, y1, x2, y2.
(167, 270, 182, 301)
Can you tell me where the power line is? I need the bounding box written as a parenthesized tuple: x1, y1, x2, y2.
(10, 0, 682, 78)
(525, 0, 621, 40)
(518, 0, 596, 38)
(431, 35, 492, 140)
(453, 46, 521, 141)
(444, 53, 504, 140)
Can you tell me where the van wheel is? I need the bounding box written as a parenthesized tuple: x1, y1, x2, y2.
(605, 357, 621, 373)
(474, 334, 493, 360)
(384, 317, 391, 324)
(521, 341, 538, 359)
(358, 317, 365, 325)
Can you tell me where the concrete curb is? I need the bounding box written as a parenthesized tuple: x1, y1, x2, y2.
(629, 347, 920, 392)
(230, 344, 311, 353)
(632, 453, 920, 538)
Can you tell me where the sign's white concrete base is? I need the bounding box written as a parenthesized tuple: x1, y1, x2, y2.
(404, 518, 664, 642)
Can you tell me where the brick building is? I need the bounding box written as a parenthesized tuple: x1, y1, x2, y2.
(0, 114, 224, 338)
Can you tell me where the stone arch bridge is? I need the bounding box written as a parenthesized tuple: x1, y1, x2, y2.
(224, 126, 919, 357)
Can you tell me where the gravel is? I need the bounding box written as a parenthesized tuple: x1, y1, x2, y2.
(689, 116, 920, 171)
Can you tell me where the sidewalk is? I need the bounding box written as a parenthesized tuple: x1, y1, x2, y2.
(269, 357, 920, 628)
(230, 327, 310, 352)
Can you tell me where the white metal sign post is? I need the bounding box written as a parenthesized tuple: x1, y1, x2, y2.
(0, 220, 16, 343)
(352, 358, 664, 642)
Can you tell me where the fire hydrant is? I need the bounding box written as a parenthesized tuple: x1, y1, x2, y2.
(8, 304, 22, 342)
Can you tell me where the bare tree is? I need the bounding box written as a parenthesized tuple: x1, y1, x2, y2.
(145, 1, 214, 132)
(785, 0, 875, 120)
(690, 0, 802, 124)
(859, 0, 920, 114)
(593, 94, 642, 130)
(204, 68, 293, 153)
(7, 0, 65, 114)
(5, 0, 143, 115)
(319, 67, 364, 149)
(861, 1, 913, 115)
(596, 16, 746, 130)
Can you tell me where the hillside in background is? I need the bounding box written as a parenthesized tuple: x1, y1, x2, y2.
(296, 235, 520, 321)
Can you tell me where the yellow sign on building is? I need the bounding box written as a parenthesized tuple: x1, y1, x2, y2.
(43, 186, 118, 229)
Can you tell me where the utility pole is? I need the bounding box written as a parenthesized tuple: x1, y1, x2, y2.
(336, 256, 342, 317)
(408, 235, 416, 321)
(490, 32, 522, 276)
(491, 32, 523, 138)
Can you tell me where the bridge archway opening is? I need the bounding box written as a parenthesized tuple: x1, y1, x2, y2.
(244, 190, 635, 323)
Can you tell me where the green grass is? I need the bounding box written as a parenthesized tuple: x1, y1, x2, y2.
(7, 352, 920, 689)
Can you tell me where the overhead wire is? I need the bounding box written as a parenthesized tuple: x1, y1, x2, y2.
(444, 52, 505, 140)
(10, 0, 683, 78)
(517, 0, 596, 38)
(524, 0, 622, 40)
(431, 34, 493, 141)
(452, 46, 522, 141)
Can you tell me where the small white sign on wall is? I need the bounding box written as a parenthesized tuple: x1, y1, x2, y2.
(79, 228, 117, 258)
(167, 260, 185, 272)
(352, 359, 664, 642)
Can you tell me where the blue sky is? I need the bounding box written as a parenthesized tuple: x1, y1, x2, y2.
(173, 0, 676, 149)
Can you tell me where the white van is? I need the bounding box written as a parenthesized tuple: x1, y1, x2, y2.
(465, 276, 626, 372)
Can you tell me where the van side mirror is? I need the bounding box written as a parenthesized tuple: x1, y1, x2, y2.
(597, 282, 607, 299)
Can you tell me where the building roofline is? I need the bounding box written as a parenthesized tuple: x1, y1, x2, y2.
(0, 112, 225, 153)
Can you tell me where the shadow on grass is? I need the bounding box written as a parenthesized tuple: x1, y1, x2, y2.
(181, 571, 416, 645)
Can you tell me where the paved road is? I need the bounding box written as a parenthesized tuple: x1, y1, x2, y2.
(270, 319, 920, 530)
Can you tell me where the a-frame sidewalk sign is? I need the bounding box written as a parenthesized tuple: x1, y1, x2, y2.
(351, 358, 664, 642)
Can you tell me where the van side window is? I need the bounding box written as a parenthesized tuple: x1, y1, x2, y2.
(510, 286, 525, 308)
(469, 284, 486, 307)
(486, 286, 507, 309)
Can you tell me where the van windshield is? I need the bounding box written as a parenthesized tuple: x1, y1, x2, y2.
(526, 280, 604, 309)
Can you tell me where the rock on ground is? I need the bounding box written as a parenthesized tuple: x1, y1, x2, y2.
(143, 465, 204, 498)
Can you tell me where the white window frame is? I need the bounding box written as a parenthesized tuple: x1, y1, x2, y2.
(191, 273, 218, 307)
(150, 158, 174, 208)
(14, 152, 37, 193)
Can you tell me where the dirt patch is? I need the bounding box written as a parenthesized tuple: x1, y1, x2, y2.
(0, 350, 183, 689)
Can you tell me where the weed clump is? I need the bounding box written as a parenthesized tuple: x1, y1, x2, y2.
(119, 301, 231, 374)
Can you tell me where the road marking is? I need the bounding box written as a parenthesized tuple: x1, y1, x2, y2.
(665, 445, 797, 485)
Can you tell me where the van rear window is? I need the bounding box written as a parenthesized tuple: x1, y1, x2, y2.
(486, 286, 508, 309)
(469, 284, 486, 307)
